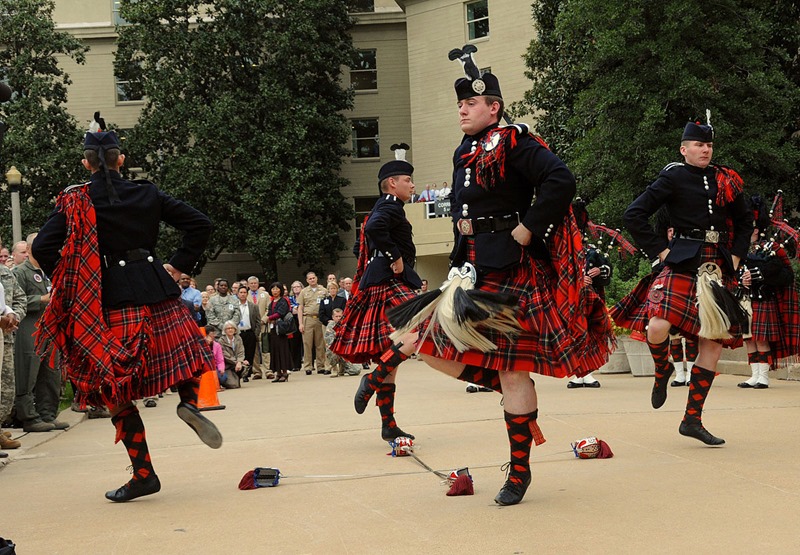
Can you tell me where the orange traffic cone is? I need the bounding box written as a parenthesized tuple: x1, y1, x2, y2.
(197, 369, 226, 411)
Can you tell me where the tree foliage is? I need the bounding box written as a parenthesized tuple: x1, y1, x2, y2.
(0, 0, 87, 245)
(115, 0, 357, 278)
(517, 0, 800, 228)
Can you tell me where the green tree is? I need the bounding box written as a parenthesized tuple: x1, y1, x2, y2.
(0, 0, 87, 244)
(517, 0, 800, 228)
(114, 0, 356, 278)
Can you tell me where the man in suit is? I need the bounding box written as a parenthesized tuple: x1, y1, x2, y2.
(32, 130, 221, 502)
(235, 285, 261, 381)
(337, 277, 353, 302)
(246, 276, 271, 379)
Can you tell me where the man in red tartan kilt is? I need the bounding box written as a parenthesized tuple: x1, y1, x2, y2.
(622, 119, 753, 446)
(32, 131, 221, 502)
(398, 47, 614, 506)
(331, 156, 422, 442)
(738, 195, 800, 390)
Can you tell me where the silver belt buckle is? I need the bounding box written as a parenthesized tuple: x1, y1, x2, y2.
(705, 230, 719, 243)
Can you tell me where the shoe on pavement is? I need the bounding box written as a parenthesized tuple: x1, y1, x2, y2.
(177, 402, 222, 449)
(678, 421, 725, 446)
(0, 451, 7, 458)
(71, 402, 89, 413)
(105, 474, 161, 502)
(494, 475, 532, 506)
(0, 435, 21, 449)
(43, 419, 70, 430)
(88, 406, 112, 419)
(466, 385, 478, 393)
(23, 420, 55, 433)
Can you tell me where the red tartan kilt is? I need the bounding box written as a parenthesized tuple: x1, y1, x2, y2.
(637, 245, 741, 347)
(74, 299, 213, 406)
(331, 279, 418, 363)
(609, 272, 656, 333)
(750, 297, 782, 343)
(418, 244, 614, 378)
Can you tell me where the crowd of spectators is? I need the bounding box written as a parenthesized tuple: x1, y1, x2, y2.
(410, 181, 451, 203)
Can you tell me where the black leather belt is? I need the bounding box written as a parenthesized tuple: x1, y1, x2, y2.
(677, 229, 729, 244)
(457, 213, 519, 236)
(103, 248, 154, 268)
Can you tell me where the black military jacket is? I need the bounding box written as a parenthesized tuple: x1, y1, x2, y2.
(32, 171, 211, 308)
(357, 194, 422, 289)
(624, 162, 752, 273)
(449, 123, 576, 270)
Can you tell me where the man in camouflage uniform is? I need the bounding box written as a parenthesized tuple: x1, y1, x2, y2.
(206, 279, 241, 331)
(0, 241, 26, 450)
(14, 233, 68, 432)
(325, 308, 360, 377)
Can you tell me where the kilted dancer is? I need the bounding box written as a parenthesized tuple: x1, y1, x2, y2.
(738, 194, 800, 389)
(621, 118, 752, 446)
(391, 47, 614, 506)
(331, 156, 422, 442)
(32, 131, 221, 502)
(610, 209, 700, 388)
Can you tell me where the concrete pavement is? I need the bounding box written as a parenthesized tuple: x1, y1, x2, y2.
(2, 361, 800, 554)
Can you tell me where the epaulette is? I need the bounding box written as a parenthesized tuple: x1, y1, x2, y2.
(499, 122, 530, 136)
(63, 182, 90, 193)
(662, 162, 684, 172)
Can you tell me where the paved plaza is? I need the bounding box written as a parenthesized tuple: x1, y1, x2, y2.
(2, 360, 800, 554)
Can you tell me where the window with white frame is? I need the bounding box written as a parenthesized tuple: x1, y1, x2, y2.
(351, 50, 377, 91)
(351, 119, 380, 159)
(115, 75, 143, 102)
(466, 1, 489, 40)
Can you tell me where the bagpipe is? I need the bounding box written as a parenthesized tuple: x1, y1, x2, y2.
(572, 198, 638, 288)
(585, 246, 612, 288)
(739, 191, 797, 302)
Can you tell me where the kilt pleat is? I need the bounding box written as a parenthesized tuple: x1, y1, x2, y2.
(417, 247, 614, 378)
(331, 279, 418, 363)
(614, 245, 741, 347)
(609, 272, 656, 333)
(71, 299, 213, 407)
(750, 298, 782, 343)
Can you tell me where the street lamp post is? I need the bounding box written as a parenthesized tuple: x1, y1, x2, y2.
(6, 166, 22, 244)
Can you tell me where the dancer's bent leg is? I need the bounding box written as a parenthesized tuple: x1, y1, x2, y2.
(354, 331, 417, 414)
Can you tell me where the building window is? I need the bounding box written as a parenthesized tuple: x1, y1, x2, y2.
(348, 0, 374, 13)
(466, 1, 489, 40)
(354, 196, 379, 234)
(351, 119, 379, 159)
(115, 73, 144, 102)
(112, 1, 129, 25)
(351, 50, 377, 91)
